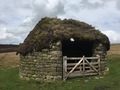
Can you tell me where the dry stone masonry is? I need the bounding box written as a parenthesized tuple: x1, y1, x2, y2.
(93, 43, 107, 71)
(19, 42, 63, 81)
(19, 42, 107, 81)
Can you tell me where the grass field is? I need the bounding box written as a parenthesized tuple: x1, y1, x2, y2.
(0, 44, 120, 90)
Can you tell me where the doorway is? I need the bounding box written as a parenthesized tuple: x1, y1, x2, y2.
(62, 39, 94, 57)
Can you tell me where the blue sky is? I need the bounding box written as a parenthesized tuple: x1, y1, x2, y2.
(0, 0, 120, 44)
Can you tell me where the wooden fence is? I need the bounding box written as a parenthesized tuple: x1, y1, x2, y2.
(63, 55, 100, 80)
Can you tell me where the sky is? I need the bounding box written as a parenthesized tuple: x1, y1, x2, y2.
(0, 0, 120, 44)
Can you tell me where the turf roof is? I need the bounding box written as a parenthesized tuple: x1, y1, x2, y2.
(17, 17, 110, 55)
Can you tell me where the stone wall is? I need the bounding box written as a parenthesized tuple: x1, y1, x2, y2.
(93, 43, 107, 71)
(19, 41, 63, 81)
(19, 41, 107, 81)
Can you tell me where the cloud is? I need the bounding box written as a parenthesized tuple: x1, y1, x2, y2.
(31, 0, 65, 23)
(80, 0, 104, 9)
(0, 19, 8, 26)
(116, 0, 120, 10)
(0, 28, 22, 44)
(101, 30, 120, 43)
(0, 0, 120, 44)
(20, 16, 33, 27)
(0, 28, 13, 39)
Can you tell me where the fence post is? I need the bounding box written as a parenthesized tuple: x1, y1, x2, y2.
(63, 56, 67, 81)
(79, 61, 82, 72)
(97, 55, 101, 75)
(83, 56, 85, 77)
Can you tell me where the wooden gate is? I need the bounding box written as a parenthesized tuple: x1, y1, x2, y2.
(63, 55, 100, 80)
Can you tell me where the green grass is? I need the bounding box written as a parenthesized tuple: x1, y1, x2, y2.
(0, 56, 120, 90)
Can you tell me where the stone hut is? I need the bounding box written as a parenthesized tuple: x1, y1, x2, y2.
(17, 17, 110, 81)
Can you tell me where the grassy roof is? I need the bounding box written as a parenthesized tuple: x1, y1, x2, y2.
(17, 17, 110, 55)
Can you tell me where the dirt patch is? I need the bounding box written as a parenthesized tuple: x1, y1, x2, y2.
(0, 52, 19, 70)
(0, 44, 18, 53)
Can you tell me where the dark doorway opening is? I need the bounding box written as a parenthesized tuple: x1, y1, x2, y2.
(62, 39, 94, 57)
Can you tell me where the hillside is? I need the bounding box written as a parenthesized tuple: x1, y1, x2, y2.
(0, 44, 18, 53)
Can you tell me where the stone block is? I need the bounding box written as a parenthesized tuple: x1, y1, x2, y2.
(42, 56, 49, 60)
(32, 74, 38, 78)
(42, 53, 48, 57)
(35, 78, 41, 81)
(33, 59, 37, 62)
(19, 75, 24, 79)
(27, 74, 32, 77)
(56, 68, 62, 72)
(42, 49, 49, 52)
(50, 51, 58, 55)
